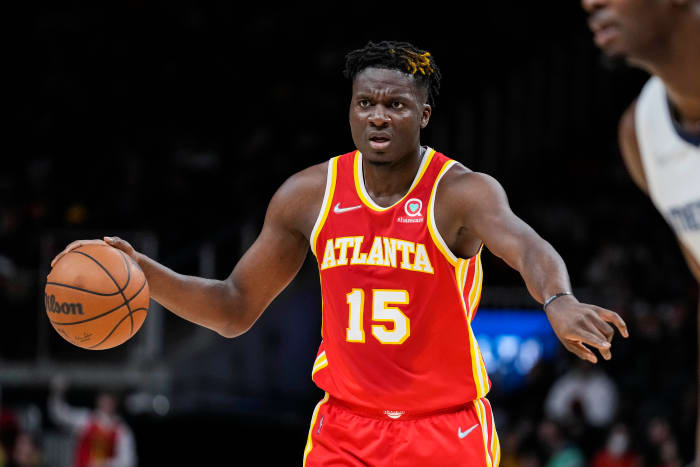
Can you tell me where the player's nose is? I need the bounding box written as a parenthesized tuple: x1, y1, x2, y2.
(368, 105, 390, 127)
(581, 0, 607, 14)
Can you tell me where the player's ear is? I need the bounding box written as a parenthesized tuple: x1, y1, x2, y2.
(420, 104, 432, 129)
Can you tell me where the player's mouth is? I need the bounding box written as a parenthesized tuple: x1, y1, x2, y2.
(368, 133, 392, 151)
(588, 15, 619, 48)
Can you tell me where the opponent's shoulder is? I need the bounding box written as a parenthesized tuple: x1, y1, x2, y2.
(618, 99, 648, 193)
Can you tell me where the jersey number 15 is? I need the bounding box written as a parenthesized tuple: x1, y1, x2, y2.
(346, 289, 410, 345)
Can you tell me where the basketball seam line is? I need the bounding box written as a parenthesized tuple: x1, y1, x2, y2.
(87, 307, 148, 349)
(49, 279, 147, 326)
(116, 250, 135, 335)
(72, 248, 135, 336)
(45, 282, 123, 296)
(70, 250, 131, 294)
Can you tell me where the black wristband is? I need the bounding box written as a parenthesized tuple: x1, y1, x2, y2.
(543, 291, 573, 312)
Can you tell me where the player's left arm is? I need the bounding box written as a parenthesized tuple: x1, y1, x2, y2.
(447, 170, 628, 363)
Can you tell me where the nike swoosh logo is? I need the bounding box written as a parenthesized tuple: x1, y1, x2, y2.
(458, 424, 479, 439)
(333, 203, 362, 214)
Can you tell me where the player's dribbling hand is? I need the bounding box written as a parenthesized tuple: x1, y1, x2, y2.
(544, 295, 628, 363)
(50, 237, 137, 268)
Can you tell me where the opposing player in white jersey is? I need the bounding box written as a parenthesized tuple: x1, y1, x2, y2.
(582, 0, 700, 459)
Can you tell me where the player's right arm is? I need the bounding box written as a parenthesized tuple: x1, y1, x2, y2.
(51, 163, 327, 338)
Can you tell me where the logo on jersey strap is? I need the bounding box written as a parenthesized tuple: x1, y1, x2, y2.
(334, 203, 362, 214)
(458, 424, 479, 439)
(404, 198, 422, 217)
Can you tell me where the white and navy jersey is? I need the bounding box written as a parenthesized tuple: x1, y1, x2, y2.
(635, 76, 700, 264)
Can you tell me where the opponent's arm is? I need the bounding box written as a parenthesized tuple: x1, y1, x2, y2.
(51, 165, 325, 338)
(621, 99, 700, 459)
(442, 169, 628, 363)
(618, 100, 649, 194)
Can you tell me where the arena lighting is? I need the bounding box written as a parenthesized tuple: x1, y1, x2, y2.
(471, 309, 559, 390)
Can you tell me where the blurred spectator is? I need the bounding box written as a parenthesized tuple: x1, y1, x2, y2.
(0, 406, 19, 467)
(544, 360, 618, 428)
(590, 423, 641, 467)
(644, 417, 684, 467)
(10, 432, 42, 467)
(537, 419, 584, 467)
(48, 378, 136, 467)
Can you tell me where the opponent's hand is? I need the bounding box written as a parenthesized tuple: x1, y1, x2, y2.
(50, 236, 137, 268)
(544, 295, 628, 363)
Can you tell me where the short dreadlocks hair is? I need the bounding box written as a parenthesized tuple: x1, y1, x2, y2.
(343, 41, 442, 107)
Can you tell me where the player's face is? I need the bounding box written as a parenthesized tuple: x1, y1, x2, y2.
(349, 67, 431, 164)
(582, 0, 671, 63)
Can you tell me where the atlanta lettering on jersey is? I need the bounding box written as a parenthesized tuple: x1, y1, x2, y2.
(320, 236, 434, 274)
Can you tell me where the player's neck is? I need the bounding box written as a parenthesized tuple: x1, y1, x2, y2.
(362, 146, 425, 207)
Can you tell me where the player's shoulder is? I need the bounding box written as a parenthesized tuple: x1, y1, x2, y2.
(617, 98, 648, 192)
(439, 161, 507, 202)
(275, 160, 329, 202)
(618, 98, 639, 149)
(266, 159, 331, 236)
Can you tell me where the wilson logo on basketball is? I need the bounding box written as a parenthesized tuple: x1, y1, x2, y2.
(44, 293, 84, 315)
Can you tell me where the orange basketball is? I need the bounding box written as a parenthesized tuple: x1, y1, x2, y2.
(45, 243, 150, 350)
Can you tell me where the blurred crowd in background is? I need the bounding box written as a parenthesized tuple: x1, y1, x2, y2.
(2, 4, 697, 466)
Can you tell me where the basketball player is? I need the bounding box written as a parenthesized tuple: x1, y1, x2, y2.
(582, 0, 700, 459)
(53, 41, 628, 466)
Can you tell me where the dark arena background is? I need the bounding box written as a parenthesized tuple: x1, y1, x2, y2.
(2, 4, 697, 466)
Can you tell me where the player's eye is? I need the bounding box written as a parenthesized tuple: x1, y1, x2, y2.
(358, 99, 370, 108)
(391, 101, 404, 109)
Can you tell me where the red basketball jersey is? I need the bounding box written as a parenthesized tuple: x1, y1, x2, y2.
(309, 148, 491, 418)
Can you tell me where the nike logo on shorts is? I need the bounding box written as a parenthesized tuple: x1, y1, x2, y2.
(458, 424, 479, 439)
(333, 203, 362, 214)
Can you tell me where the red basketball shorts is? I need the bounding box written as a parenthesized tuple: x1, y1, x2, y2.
(303, 394, 500, 466)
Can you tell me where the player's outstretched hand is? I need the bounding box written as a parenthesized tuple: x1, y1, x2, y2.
(50, 237, 137, 268)
(544, 295, 628, 363)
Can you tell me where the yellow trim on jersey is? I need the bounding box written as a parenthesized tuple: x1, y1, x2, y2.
(468, 325, 488, 398)
(474, 399, 494, 467)
(310, 157, 339, 257)
(489, 404, 501, 466)
(311, 351, 329, 378)
(455, 255, 489, 400)
(467, 249, 484, 322)
(353, 148, 435, 212)
(303, 392, 330, 466)
(427, 160, 459, 266)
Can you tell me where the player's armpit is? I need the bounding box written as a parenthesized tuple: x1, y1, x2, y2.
(618, 99, 649, 194)
(443, 172, 570, 304)
(219, 164, 327, 337)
